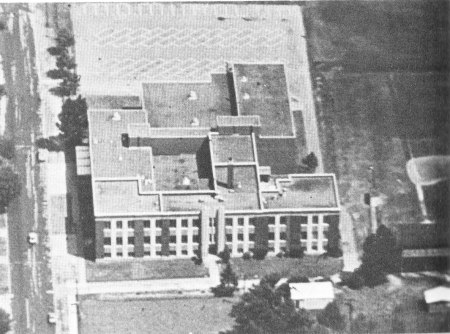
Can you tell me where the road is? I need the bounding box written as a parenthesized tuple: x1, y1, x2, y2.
(0, 4, 55, 334)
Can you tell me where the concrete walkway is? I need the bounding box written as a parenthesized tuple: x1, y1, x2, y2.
(340, 209, 361, 272)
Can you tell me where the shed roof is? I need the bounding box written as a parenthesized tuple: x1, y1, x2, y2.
(289, 282, 335, 300)
(424, 286, 450, 304)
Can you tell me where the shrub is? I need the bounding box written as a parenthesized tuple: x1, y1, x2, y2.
(0, 308, 10, 334)
(317, 301, 346, 332)
(212, 263, 238, 297)
(47, 46, 66, 56)
(288, 275, 309, 283)
(326, 245, 343, 258)
(252, 248, 268, 260)
(242, 251, 252, 260)
(352, 313, 376, 334)
(0, 21, 6, 31)
(0, 138, 14, 160)
(345, 270, 365, 290)
(301, 152, 319, 173)
(211, 284, 236, 297)
(0, 159, 21, 213)
(217, 246, 230, 263)
(287, 247, 304, 259)
(260, 272, 283, 288)
(55, 28, 75, 48)
(276, 251, 285, 258)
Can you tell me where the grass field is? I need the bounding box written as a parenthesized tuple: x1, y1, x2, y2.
(336, 276, 450, 333)
(230, 256, 342, 280)
(86, 258, 209, 282)
(79, 296, 237, 334)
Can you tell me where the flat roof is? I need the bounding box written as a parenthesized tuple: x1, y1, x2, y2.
(211, 134, 255, 163)
(86, 95, 142, 110)
(143, 74, 231, 129)
(290, 282, 335, 300)
(233, 64, 294, 137)
(88, 110, 152, 179)
(262, 175, 338, 209)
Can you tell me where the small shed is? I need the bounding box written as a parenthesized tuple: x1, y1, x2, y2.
(289, 281, 335, 310)
(424, 286, 450, 313)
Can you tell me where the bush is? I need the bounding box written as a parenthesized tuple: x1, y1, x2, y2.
(344, 270, 365, 290)
(0, 138, 14, 160)
(55, 28, 75, 48)
(211, 284, 236, 297)
(35, 136, 65, 152)
(288, 275, 309, 283)
(242, 251, 252, 260)
(0, 159, 21, 213)
(287, 247, 304, 259)
(0, 308, 10, 334)
(260, 272, 283, 288)
(317, 301, 346, 332)
(47, 46, 66, 56)
(0, 21, 6, 31)
(326, 245, 343, 258)
(276, 251, 285, 258)
(352, 313, 376, 334)
(217, 246, 230, 263)
(301, 152, 319, 173)
(252, 248, 268, 260)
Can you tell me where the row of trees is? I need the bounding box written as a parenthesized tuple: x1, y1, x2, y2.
(0, 138, 20, 213)
(37, 28, 88, 152)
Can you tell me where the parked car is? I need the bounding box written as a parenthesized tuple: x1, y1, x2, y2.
(47, 312, 57, 324)
(27, 232, 38, 245)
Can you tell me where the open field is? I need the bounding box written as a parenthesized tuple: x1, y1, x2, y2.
(79, 296, 237, 334)
(86, 258, 209, 282)
(230, 256, 342, 279)
(337, 276, 450, 333)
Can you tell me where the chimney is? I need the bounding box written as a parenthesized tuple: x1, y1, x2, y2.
(227, 157, 234, 189)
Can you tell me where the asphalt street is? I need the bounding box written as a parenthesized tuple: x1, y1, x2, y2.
(1, 4, 55, 334)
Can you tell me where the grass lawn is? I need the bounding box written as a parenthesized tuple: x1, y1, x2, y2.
(336, 276, 450, 333)
(86, 258, 209, 282)
(79, 296, 237, 334)
(230, 256, 342, 280)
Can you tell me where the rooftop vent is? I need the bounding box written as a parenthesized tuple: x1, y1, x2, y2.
(190, 117, 200, 126)
(188, 91, 198, 101)
(111, 112, 121, 121)
(182, 176, 191, 186)
(118, 155, 123, 161)
(240, 76, 248, 83)
(243, 93, 250, 100)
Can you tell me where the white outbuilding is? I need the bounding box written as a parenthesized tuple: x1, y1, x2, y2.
(423, 286, 450, 313)
(289, 281, 335, 310)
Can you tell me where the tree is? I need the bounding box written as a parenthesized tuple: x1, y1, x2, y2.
(226, 282, 315, 334)
(301, 152, 319, 173)
(218, 246, 231, 264)
(55, 28, 75, 48)
(47, 46, 66, 56)
(212, 263, 238, 297)
(47, 68, 73, 80)
(0, 308, 10, 334)
(0, 138, 14, 160)
(317, 301, 346, 332)
(352, 313, 376, 334)
(0, 85, 5, 98)
(56, 95, 88, 146)
(0, 159, 20, 213)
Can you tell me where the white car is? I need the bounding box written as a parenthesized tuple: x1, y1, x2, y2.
(47, 312, 57, 324)
(27, 232, 38, 245)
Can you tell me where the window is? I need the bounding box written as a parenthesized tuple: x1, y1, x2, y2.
(280, 216, 288, 225)
(156, 251, 162, 256)
(182, 219, 188, 227)
(170, 235, 177, 243)
(312, 216, 319, 224)
(156, 220, 163, 228)
(280, 232, 287, 240)
(104, 237, 111, 245)
(144, 236, 151, 244)
(155, 236, 162, 244)
(116, 237, 123, 245)
(104, 221, 111, 229)
(170, 220, 177, 228)
(225, 218, 233, 226)
(193, 219, 200, 228)
(128, 221, 135, 229)
(116, 221, 122, 229)
(128, 252, 135, 257)
(181, 235, 188, 243)
(226, 234, 233, 242)
(312, 231, 318, 239)
(238, 233, 244, 241)
(323, 230, 328, 239)
(311, 244, 318, 251)
(193, 234, 199, 243)
(116, 251, 123, 257)
(169, 250, 176, 256)
(144, 220, 151, 228)
(104, 252, 111, 258)
(237, 247, 243, 254)
(268, 232, 275, 241)
(182, 250, 188, 255)
(144, 251, 151, 256)
(301, 231, 308, 240)
(128, 237, 135, 245)
(238, 218, 244, 226)
(249, 233, 255, 242)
